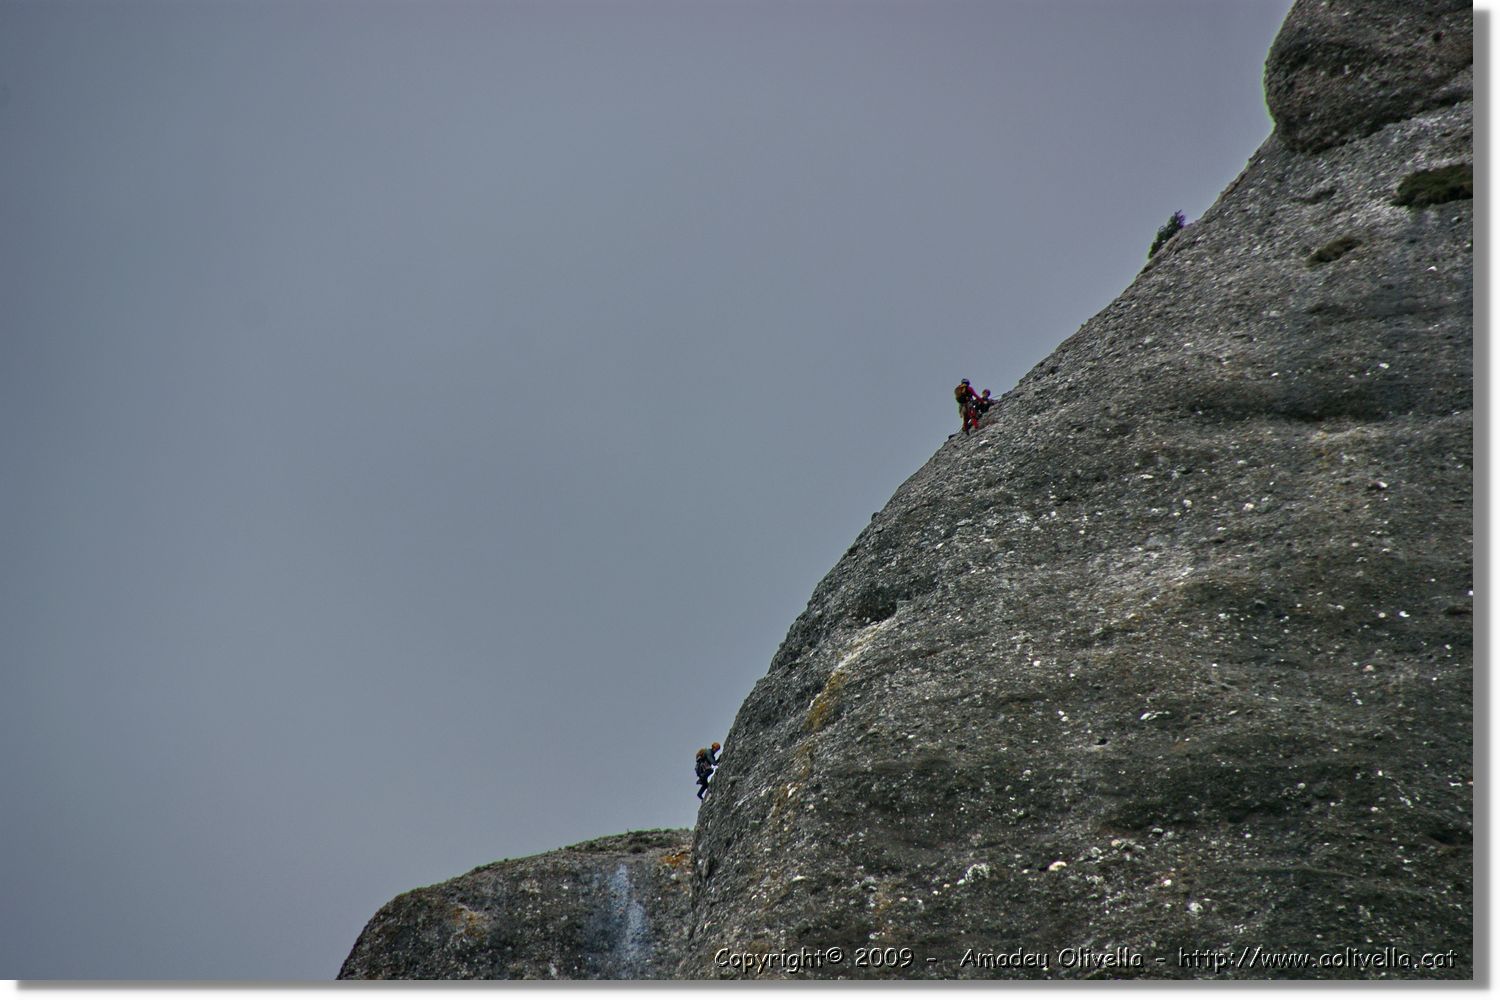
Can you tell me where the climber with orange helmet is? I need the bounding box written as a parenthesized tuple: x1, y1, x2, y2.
(695, 743, 722, 800)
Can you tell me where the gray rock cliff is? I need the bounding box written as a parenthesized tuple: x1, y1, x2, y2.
(339, 0, 1472, 979)
(338, 829, 693, 979)
(1263, 0, 1471, 153)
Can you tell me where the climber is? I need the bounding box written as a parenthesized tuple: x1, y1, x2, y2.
(695, 742, 722, 800)
(974, 388, 993, 422)
(954, 378, 980, 435)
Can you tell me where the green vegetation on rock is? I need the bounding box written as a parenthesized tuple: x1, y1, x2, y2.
(1149, 210, 1187, 257)
(1394, 163, 1473, 208)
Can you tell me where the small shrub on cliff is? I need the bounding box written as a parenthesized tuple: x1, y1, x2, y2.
(1149, 210, 1187, 257)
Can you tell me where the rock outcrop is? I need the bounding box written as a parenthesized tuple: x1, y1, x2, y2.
(339, 0, 1471, 980)
(1263, 0, 1471, 152)
(338, 830, 693, 979)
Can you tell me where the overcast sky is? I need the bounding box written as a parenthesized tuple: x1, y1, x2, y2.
(2, 0, 1292, 980)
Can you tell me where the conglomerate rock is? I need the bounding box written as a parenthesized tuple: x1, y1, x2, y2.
(1263, 0, 1471, 153)
(682, 13, 1472, 981)
(339, 0, 1471, 980)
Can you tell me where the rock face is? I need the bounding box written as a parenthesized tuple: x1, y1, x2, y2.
(339, 0, 1471, 980)
(1263, 0, 1471, 152)
(338, 830, 693, 979)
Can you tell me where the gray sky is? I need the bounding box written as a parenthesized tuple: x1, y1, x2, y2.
(1, 0, 1290, 979)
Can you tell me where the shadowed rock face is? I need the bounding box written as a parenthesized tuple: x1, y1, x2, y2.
(338, 830, 693, 979)
(338, 0, 1471, 980)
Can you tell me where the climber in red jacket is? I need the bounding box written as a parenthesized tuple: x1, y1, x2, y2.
(955, 379, 980, 435)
